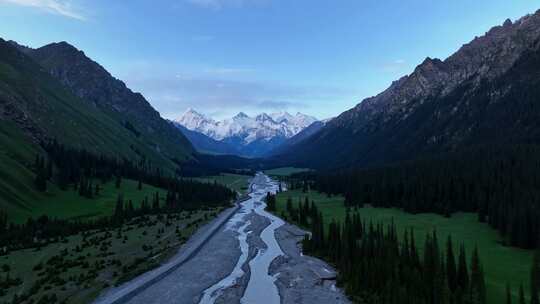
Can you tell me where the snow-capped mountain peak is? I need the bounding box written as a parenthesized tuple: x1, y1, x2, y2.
(269, 111, 294, 123)
(233, 112, 250, 120)
(175, 108, 215, 131)
(174, 109, 318, 145)
(255, 113, 274, 123)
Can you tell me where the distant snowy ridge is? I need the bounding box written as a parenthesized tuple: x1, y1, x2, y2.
(174, 109, 318, 145)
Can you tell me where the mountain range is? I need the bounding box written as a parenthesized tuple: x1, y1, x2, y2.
(173, 109, 318, 157)
(0, 38, 197, 211)
(3, 8, 540, 205)
(275, 10, 540, 169)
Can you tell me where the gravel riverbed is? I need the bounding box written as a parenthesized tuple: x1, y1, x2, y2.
(94, 174, 350, 304)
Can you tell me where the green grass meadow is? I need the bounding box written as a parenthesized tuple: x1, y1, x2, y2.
(275, 189, 534, 304)
(0, 120, 168, 224)
(195, 173, 252, 194)
(264, 167, 311, 177)
(4, 178, 167, 224)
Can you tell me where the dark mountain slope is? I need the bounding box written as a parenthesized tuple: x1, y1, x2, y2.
(268, 120, 325, 156)
(15, 41, 194, 165)
(0, 38, 200, 213)
(0, 39, 152, 211)
(0, 39, 148, 157)
(223, 135, 287, 158)
(174, 123, 240, 155)
(0, 120, 42, 214)
(277, 11, 540, 169)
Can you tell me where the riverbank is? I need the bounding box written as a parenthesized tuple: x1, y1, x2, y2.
(93, 202, 242, 304)
(271, 223, 350, 304)
(274, 188, 534, 304)
(94, 173, 350, 304)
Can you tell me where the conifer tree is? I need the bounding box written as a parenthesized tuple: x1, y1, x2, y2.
(87, 180, 93, 198)
(265, 193, 276, 211)
(115, 175, 122, 189)
(127, 200, 135, 218)
(152, 192, 160, 211)
(286, 197, 293, 213)
(531, 250, 540, 304)
(46, 158, 53, 180)
(447, 235, 458, 292)
(114, 194, 124, 223)
(457, 244, 469, 292)
(470, 246, 487, 304)
(34, 168, 47, 192)
(410, 228, 420, 268)
(0, 210, 7, 234)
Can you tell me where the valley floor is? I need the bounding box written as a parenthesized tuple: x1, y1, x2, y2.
(274, 189, 534, 304)
(0, 208, 221, 303)
(194, 173, 251, 195)
(94, 173, 349, 304)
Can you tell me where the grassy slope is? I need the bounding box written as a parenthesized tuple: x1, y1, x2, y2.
(5, 177, 167, 225)
(194, 173, 251, 195)
(0, 40, 193, 221)
(24, 180, 167, 223)
(275, 189, 533, 304)
(0, 121, 168, 224)
(0, 121, 44, 219)
(28, 42, 193, 167)
(0, 40, 186, 172)
(0, 119, 168, 223)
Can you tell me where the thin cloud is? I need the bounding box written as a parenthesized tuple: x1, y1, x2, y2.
(257, 100, 307, 111)
(0, 0, 86, 20)
(203, 67, 255, 75)
(124, 72, 356, 120)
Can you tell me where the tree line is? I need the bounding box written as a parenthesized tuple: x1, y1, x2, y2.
(277, 194, 540, 303)
(0, 186, 232, 253)
(34, 140, 236, 204)
(311, 145, 540, 249)
(1, 140, 237, 253)
(38, 140, 179, 191)
(294, 203, 488, 304)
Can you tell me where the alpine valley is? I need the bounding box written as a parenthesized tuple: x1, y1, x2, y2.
(173, 109, 319, 157)
(3, 4, 540, 304)
(274, 11, 540, 170)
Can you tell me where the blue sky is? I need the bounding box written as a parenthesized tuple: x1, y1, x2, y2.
(0, 0, 538, 120)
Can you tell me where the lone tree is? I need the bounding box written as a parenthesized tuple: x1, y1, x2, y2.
(115, 175, 122, 189)
(114, 194, 125, 224)
(531, 250, 540, 304)
(506, 283, 512, 304)
(34, 155, 47, 192)
(266, 192, 276, 211)
(470, 246, 487, 304)
(447, 236, 458, 292)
